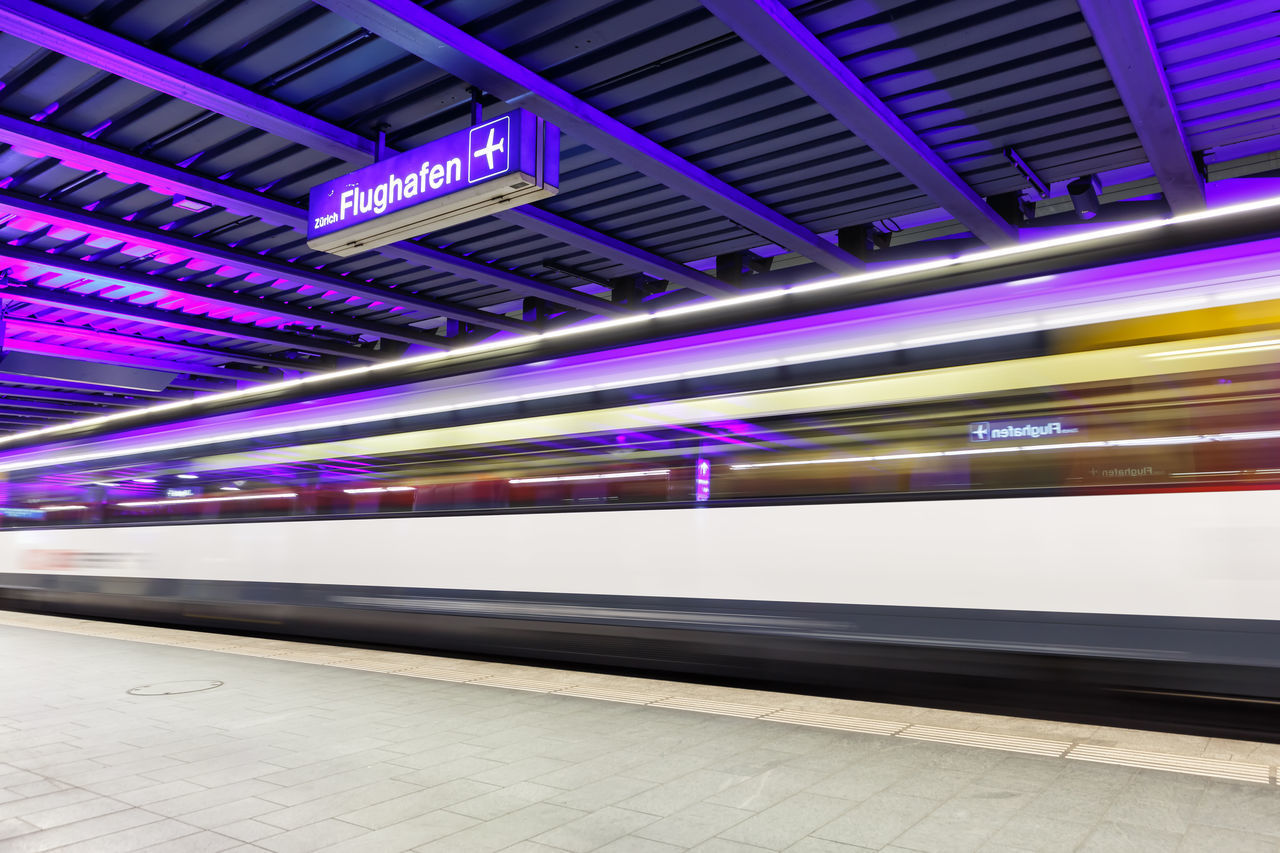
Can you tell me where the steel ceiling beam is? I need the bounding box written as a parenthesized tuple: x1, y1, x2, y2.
(1077, 0, 1205, 214)
(496, 207, 735, 296)
(0, 396, 116, 416)
(314, 0, 863, 273)
(4, 316, 319, 373)
(0, 13, 628, 318)
(0, 414, 69, 426)
(0, 188, 531, 336)
(702, 0, 1017, 247)
(0, 371, 186, 398)
(0, 269, 378, 360)
(0, 240, 442, 351)
(3, 339, 267, 383)
(0, 0, 377, 164)
(0, 113, 725, 301)
(0, 385, 140, 407)
(0, 114, 617, 318)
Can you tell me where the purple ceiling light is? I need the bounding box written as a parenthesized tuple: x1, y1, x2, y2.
(0, 189, 526, 337)
(0, 3, 628, 316)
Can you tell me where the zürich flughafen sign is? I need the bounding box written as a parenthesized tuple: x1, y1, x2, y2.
(307, 109, 559, 256)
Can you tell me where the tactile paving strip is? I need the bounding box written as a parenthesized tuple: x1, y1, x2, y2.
(1067, 744, 1271, 783)
(1, 609, 1274, 785)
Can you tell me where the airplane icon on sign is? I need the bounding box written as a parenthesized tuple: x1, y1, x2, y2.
(969, 422, 990, 441)
(473, 127, 505, 171)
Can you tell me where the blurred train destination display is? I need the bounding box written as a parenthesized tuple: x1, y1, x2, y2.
(969, 418, 1080, 442)
(307, 109, 559, 255)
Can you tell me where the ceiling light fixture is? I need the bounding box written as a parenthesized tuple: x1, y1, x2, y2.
(2, 191, 1280, 452)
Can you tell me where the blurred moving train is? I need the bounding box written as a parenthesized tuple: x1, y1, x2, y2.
(1, 248, 1280, 700)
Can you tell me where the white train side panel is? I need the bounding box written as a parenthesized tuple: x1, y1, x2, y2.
(3, 490, 1278, 620)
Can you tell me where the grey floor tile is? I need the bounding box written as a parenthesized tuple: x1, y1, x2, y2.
(1078, 819, 1184, 852)
(106, 778, 207, 805)
(23, 794, 129, 830)
(721, 792, 852, 850)
(448, 781, 561, 821)
(810, 791, 937, 849)
(547, 775, 658, 812)
(886, 808, 1001, 853)
(690, 839, 774, 852)
(625, 752, 720, 784)
(339, 778, 496, 829)
(0, 817, 36, 841)
(0, 787, 97, 822)
(412, 801, 585, 852)
(499, 842, 571, 853)
(46, 818, 202, 853)
(254, 817, 367, 853)
(468, 757, 574, 788)
(1178, 823, 1280, 852)
(1192, 780, 1280, 837)
(533, 805, 658, 852)
(10, 621, 1280, 853)
(5, 779, 70, 798)
(129, 830, 244, 852)
(594, 837, 685, 853)
(983, 812, 1095, 852)
(318, 810, 478, 852)
(634, 801, 755, 848)
(708, 766, 830, 812)
(885, 768, 981, 800)
(0, 807, 162, 853)
(782, 838, 877, 852)
(621, 769, 749, 817)
(217, 818, 283, 843)
(392, 756, 507, 789)
(146, 781, 281, 818)
(1104, 787, 1198, 834)
(180, 796, 282, 832)
(258, 779, 419, 830)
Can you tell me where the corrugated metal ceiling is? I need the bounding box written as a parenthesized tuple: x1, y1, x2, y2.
(0, 0, 1275, 435)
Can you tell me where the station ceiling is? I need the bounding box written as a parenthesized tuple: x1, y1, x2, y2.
(0, 0, 1276, 436)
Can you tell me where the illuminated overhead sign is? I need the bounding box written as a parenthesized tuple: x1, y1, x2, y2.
(165, 487, 203, 498)
(694, 458, 712, 501)
(0, 507, 43, 519)
(307, 110, 559, 256)
(969, 418, 1079, 442)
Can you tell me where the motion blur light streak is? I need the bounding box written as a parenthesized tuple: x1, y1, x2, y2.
(342, 486, 415, 493)
(509, 469, 670, 484)
(728, 430, 1280, 470)
(4, 190, 1280, 448)
(1149, 339, 1280, 359)
(38, 505, 86, 511)
(116, 492, 296, 507)
(4, 322, 1279, 476)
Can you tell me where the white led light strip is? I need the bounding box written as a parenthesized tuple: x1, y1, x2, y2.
(115, 491, 297, 508)
(728, 430, 1280, 470)
(342, 486, 415, 494)
(5, 191, 1280, 450)
(1148, 339, 1280, 359)
(509, 469, 670, 484)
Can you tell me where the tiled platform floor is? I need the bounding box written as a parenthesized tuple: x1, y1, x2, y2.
(1, 614, 1278, 852)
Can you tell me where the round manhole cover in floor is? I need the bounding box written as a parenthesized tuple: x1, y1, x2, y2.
(128, 680, 223, 696)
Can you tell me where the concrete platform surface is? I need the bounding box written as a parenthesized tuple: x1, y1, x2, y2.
(0, 610, 1278, 852)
